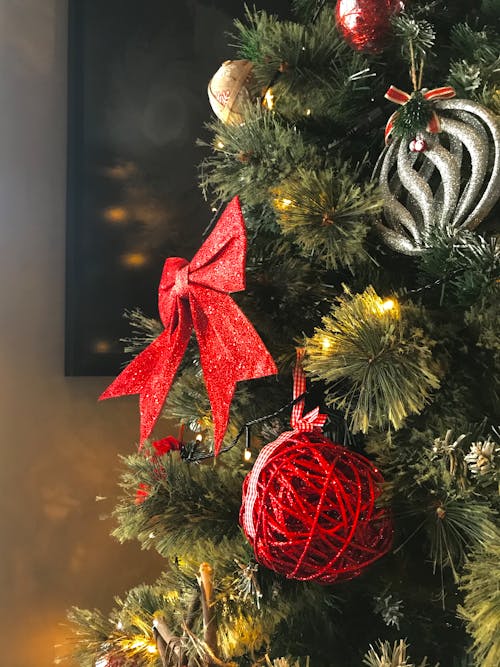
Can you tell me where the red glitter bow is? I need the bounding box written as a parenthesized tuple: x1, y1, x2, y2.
(384, 84, 456, 144)
(100, 197, 277, 455)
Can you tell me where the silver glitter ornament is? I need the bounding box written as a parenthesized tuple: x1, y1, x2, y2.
(376, 98, 500, 255)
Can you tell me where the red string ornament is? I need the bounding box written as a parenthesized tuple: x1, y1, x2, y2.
(240, 351, 393, 583)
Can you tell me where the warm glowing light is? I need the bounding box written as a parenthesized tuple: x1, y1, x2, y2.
(94, 340, 112, 354)
(148, 532, 155, 539)
(131, 639, 148, 650)
(322, 337, 332, 351)
(216, 141, 225, 149)
(378, 298, 396, 313)
(121, 252, 148, 268)
(263, 88, 274, 110)
(162, 589, 180, 604)
(244, 449, 252, 461)
(282, 198, 292, 207)
(305, 108, 312, 116)
(116, 620, 124, 630)
(147, 645, 157, 654)
(195, 433, 203, 442)
(103, 206, 128, 223)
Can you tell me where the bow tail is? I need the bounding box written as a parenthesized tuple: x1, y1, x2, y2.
(191, 288, 277, 455)
(137, 323, 191, 443)
(99, 332, 169, 399)
(100, 308, 192, 445)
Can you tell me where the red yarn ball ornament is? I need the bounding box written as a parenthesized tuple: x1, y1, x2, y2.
(335, 0, 404, 53)
(240, 431, 393, 583)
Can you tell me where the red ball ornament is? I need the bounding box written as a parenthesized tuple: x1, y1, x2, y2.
(240, 431, 393, 584)
(335, 0, 403, 53)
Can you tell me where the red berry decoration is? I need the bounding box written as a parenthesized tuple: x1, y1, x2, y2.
(335, 0, 403, 53)
(240, 430, 393, 583)
(409, 135, 427, 152)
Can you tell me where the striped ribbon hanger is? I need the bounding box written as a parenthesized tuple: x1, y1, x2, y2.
(242, 348, 327, 540)
(290, 348, 328, 431)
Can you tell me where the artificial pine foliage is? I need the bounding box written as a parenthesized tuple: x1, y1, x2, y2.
(61, 2, 500, 666)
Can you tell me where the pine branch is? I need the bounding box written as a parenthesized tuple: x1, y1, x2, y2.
(304, 287, 440, 432)
(458, 533, 500, 667)
(272, 162, 382, 270)
(363, 639, 436, 667)
(199, 107, 320, 207)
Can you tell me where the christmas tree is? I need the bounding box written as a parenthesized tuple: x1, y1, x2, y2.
(60, 2, 500, 666)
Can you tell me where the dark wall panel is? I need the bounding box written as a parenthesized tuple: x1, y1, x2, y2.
(66, 0, 289, 375)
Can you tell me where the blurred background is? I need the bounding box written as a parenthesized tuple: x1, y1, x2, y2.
(0, 1, 294, 664)
(0, 3, 165, 664)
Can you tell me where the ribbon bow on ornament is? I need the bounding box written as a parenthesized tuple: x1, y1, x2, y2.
(242, 348, 327, 540)
(384, 85, 456, 145)
(100, 197, 277, 455)
(289, 348, 327, 432)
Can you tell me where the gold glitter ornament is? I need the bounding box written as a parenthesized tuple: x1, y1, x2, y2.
(208, 60, 262, 125)
(376, 98, 500, 255)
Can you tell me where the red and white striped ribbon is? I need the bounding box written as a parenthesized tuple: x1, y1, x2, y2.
(291, 348, 327, 431)
(242, 348, 327, 539)
(384, 84, 456, 144)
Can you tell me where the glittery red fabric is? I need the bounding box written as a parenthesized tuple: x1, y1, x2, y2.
(100, 197, 277, 455)
(240, 431, 393, 583)
(335, 0, 403, 53)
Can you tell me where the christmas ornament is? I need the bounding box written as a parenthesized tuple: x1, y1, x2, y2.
(100, 197, 277, 455)
(208, 60, 261, 125)
(377, 86, 500, 254)
(409, 135, 427, 153)
(240, 351, 392, 583)
(335, 0, 403, 53)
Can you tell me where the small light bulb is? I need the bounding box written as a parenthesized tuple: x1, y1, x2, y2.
(195, 433, 203, 442)
(263, 88, 274, 110)
(148, 532, 155, 539)
(305, 108, 311, 116)
(282, 198, 292, 207)
(147, 644, 157, 654)
(322, 337, 331, 350)
(378, 299, 395, 313)
(116, 620, 124, 630)
(244, 449, 252, 462)
(216, 141, 225, 149)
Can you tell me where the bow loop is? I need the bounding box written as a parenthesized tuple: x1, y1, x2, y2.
(100, 197, 277, 455)
(290, 349, 327, 433)
(291, 406, 328, 432)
